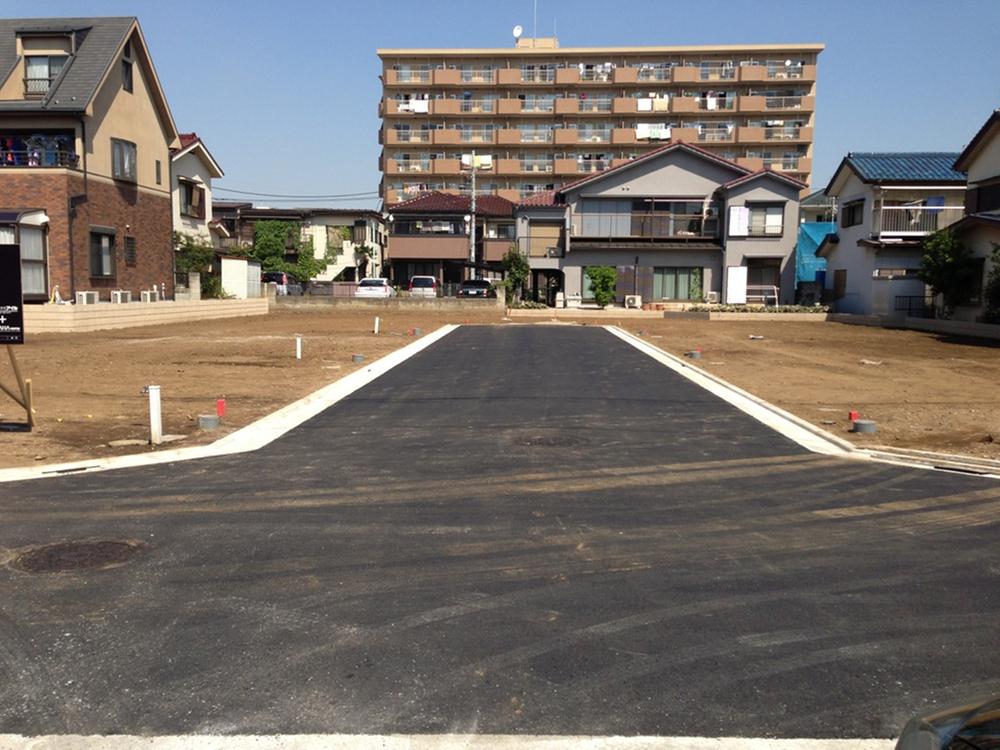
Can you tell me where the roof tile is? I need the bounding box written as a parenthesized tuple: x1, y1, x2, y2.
(845, 152, 965, 183)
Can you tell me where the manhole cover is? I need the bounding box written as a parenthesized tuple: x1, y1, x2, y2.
(10, 540, 145, 573)
(519, 436, 583, 447)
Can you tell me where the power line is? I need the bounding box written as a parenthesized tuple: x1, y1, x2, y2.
(214, 186, 379, 199)
(213, 195, 381, 204)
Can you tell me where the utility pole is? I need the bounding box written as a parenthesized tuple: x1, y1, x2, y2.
(469, 149, 477, 276)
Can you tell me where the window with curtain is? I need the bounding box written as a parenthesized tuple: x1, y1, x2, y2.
(90, 231, 115, 277)
(748, 204, 784, 236)
(24, 56, 66, 94)
(653, 267, 702, 300)
(18, 226, 47, 297)
(111, 139, 136, 182)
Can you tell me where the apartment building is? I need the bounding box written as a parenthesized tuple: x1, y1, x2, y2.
(378, 37, 822, 206)
(0, 16, 179, 302)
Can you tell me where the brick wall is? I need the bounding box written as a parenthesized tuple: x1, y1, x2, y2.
(0, 170, 173, 301)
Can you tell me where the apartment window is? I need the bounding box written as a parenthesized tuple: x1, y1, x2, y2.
(841, 199, 864, 228)
(24, 55, 66, 95)
(180, 180, 205, 218)
(124, 236, 137, 267)
(155, 159, 162, 185)
(748, 204, 784, 236)
(89, 229, 116, 278)
(111, 139, 136, 182)
(654, 267, 703, 300)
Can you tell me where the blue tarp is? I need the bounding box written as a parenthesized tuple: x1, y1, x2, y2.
(796, 221, 836, 284)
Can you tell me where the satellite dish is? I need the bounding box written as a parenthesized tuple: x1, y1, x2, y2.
(785, 58, 793, 67)
(513, 25, 523, 40)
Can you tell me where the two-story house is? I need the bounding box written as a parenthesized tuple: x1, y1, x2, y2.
(515, 142, 804, 306)
(818, 153, 966, 316)
(0, 16, 180, 303)
(385, 193, 516, 286)
(950, 110, 1000, 321)
(170, 132, 225, 246)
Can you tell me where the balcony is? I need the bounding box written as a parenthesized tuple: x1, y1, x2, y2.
(0, 149, 79, 168)
(555, 68, 579, 85)
(738, 64, 816, 82)
(459, 128, 496, 145)
(695, 96, 736, 111)
(736, 156, 764, 170)
(497, 129, 521, 145)
(432, 158, 462, 175)
(695, 65, 737, 82)
(671, 97, 699, 113)
(612, 97, 638, 114)
(765, 95, 814, 111)
(430, 99, 460, 115)
(572, 212, 719, 239)
(520, 159, 554, 174)
(671, 67, 702, 83)
(386, 69, 431, 85)
(555, 97, 579, 115)
(578, 130, 611, 144)
(386, 159, 431, 175)
(554, 128, 578, 145)
(432, 69, 461, 85)
(523, 100, 556, 114)
(554, 158, 578, 175)
(669, 127, 699, 142)
(612, 128, 637, 145)
(498, 98, 523, 115)
(873, 205, 965, 238)
(698, 128, 735, 143)
(497, 69, 520, 85)
(578, 98, 613, 114)
(459, 99, 496, 114)
(520, 68, 556, 84)
(459, 68, 495, 84)
(577, 159, 611, 174)
(496, 159, 520, 175)
(386, 129, 431, 145)
(636, 67, 673, 83)
(614, 67, 639, 84)
(431, 129, 461, 145)
(518, 129, 554, 144)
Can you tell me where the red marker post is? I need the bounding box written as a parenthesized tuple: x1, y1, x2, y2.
(217, 398, 227, 419)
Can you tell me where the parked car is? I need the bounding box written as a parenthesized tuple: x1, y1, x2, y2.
(458, 278, 497, 299)
(355, 278, 396, 298)
(409, 275, 438, 298)
(261, 271, 303, 296)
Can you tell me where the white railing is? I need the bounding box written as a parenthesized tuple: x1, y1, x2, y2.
(746, 285, 779, 305)
(875, 206, 965, 236)
(521, 68, 556, 82)
(637, 67, 672, 81)
(765, 96, 804, 109)
(520, 130, 553, 143)
(460, 99, 495, 113)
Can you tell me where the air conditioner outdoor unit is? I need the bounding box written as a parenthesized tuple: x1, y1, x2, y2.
(141, 290, 160, 303)
(705, 291, 720, 304)
(546, 247, 562, 258)
(75, 291, 99, 305)
(111, 290, 131, 304)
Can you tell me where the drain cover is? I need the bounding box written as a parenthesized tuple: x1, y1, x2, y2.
(10, 540, 144, 573)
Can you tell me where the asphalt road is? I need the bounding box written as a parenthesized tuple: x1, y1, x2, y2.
(1, 325, 998, 738)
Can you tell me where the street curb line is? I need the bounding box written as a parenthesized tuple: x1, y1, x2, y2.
(0, 325, 460, 484)
(0, 734, 897, 749)
(605, 325, 1000, 479)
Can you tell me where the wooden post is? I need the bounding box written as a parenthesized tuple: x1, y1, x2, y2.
(3, 345, 35, 426)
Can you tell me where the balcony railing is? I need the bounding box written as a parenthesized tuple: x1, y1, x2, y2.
(764, 126, 801, 141)
(521, 68, 556, 83)
(766, 63, 806, 79)
(765, 96, 804, 109)
(579, 99, 613, 113)
(577, 159, 611, 173)
(578, 130, 611, 143)
(573, 212, 719, 239)
(523, 100, 556, 112)
(699, 65, 737, 80)
(520, 130, 553, 143)
(637, 67, 672, 81)
(392, 130, 431, 144)
(460, 99, 495, 113)
(460, 68, 494, 83)
(459, 129, 494, 143)
(0, 149, 79, 168)
(24, 77, 56, 96)
(580, 68, 614, 82)
(762, 156, 802, 171)
(746, 285, 779, 305)
(699, 128, 735, 142)
(874, 205, 965, 237)
(696, 96, 736, 110)
(395, 70, 431, 83)
(395, 160, 431, 173)
(520, 160, 554, 173)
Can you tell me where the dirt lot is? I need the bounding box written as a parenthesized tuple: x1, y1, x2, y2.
(2, 310, 998, 468)
(0, 308, 502, 469)
(616, 318, 1000, 460)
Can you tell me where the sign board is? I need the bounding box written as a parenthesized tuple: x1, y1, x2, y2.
(725, 265, 748, 305)
(0, 244, 24, 344)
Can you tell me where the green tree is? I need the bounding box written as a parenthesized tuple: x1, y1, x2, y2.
(586, 265, 617, 307)
(502, 245, 530, 303)
(173, 232, 215, 275)
(919, 229, 978, 317)
(983, 243, 1000, 323)
(250, 220, 333, 283)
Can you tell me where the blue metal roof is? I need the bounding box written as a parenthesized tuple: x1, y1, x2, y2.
(846, 152, 965, 183)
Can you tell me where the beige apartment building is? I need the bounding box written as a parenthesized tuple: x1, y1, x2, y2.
(377, 37, 822, 205)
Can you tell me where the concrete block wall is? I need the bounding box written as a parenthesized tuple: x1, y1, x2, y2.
(23, 299, 268, 334)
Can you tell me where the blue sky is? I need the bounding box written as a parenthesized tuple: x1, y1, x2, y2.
(7, 0, 1000, 207)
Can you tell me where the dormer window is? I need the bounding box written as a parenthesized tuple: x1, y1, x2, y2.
(122, 40, 134, 93)
(24, 55, 66, 96)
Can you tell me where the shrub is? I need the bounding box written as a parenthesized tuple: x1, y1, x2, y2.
(686, 304, 830, 313)
(919, 229, 979, 317)
(585, 266, 617, 307)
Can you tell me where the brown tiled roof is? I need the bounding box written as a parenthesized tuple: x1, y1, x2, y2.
(178, 132, 199, 149)
(389, 191, 515, 217)
(516, 190, 560, 208)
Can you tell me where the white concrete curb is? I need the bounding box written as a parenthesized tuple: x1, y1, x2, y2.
(0, 734, 896, 749)
(605, 325, 1000, 479)
(0, 325, 460, 484)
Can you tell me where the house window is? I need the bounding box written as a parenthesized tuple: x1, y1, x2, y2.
(841, 199, 864, 228)
(90, 230, 115, 278)
(24, 55, 66, 95)
(111, 139, 136, 182)
(748, 204, 784, 236)
(124, 236, 137, 267)
(180, 180, 205, 218)
(122, 40, 133, 93)
(653, 267, 703, 300)
(1, 224, 48, 298)
(155, 159, 161, 185)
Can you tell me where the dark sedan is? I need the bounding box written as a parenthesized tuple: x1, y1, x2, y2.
(457, 279, 497, 299)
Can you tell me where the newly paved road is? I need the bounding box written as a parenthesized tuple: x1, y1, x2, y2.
(1, 325, 998, 738)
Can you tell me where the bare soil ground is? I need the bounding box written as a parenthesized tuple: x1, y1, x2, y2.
(2, 310, 998, 468)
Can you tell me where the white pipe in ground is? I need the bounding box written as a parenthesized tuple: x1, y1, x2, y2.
(374, 316, 380, 335)
(295, 335, 302, 360)
(147, 385, 162, 445)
